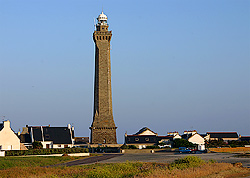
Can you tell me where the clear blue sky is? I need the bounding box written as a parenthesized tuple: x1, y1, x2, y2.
(0, 0, 249, 143)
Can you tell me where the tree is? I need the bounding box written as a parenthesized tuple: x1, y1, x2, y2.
(208, 138, 226, 148)
(173, 138, 194, 148)
(32, 141, 43, 149)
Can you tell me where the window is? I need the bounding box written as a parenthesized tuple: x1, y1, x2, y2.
(135, 138, 139, 141)
(145, 138, 149, 141)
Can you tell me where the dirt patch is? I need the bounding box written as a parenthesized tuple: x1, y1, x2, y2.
(209, 147, 250, 153)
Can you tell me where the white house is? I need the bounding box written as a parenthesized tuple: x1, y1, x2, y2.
(188, 134, 205, 145)
(182, 130, 206, 151)
(167, 131, 182, 140)
(0, 120, 20, 150)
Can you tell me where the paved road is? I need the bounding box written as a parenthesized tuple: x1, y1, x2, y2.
(99, 152, 250, 168)
(48, 154, 123, 167)
(50, 152, 250, 168)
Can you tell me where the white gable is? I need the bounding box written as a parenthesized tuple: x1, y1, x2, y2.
(188, 134, 205, 145)
(173, 134, 182, 140)
(0, 120, 20, 150)
(138, 130, 157, 135)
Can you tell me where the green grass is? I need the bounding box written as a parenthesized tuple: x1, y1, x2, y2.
(169, 156, 205, 170)
(0, 156, 84, 169)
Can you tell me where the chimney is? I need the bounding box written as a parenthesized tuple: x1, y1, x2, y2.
(4, 120, 10, 128)
(68, 124, 71, 129)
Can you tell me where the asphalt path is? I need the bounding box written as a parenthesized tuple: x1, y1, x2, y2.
(48, 154, 123, 167)
(49, 152, 250, 168)
(100, 152, 250, 168)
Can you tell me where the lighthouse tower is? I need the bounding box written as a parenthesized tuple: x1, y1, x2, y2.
(90, 11, 117, 144)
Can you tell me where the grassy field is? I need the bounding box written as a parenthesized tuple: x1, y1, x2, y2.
(0, 156, 84, 169)
(0, 156, 249, 178)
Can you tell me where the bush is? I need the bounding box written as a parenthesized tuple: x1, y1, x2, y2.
(120, 144, 137, 149)
(169, 156, 205, 169)
(173, 139, 194, 148)
(32, 141, 43, 149)
(146, 145, 159, 149)
(5, 148, 88, 156)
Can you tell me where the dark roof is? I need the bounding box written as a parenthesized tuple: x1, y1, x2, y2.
(20, 126, 73, 144)
(75, 137, 89, 144)
(199, 134, 207, 137)
(240, 136, 250, 141)
(207, 132, 238, 138)
(31, 127, 43, 141)
(135, 127, 157, 135)
(0, 123, 3, 131)
(43, 127, 72, 144)
(157, 136, 173, 138)
(182, 134, 192, 140)
(19, 134, 32, 143)
(127, 134, 156, 137)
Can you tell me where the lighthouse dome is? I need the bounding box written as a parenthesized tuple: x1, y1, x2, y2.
(98, 11, 108, 21)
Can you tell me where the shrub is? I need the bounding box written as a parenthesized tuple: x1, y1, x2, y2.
(173, 138, 194, 148)
(120, 144, 129, 149)
(146, 145, 159, 149)
(5, 148, 88, 156)
(32, 141, 43, 149)
(128, 145, 137, 149)
(121, 145, 137, 149)
(169, 156, 205, 169)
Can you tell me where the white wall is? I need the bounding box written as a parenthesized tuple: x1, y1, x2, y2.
(0, 120, 20, 150)
(53, 144, 73, 148)
(139, 130, 156, 135)
(188, 134, 205, 145)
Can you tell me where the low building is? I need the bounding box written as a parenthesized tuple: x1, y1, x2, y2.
(74, 137, 89, 147)
(0, 120, 20, 150)
(182, 130, 205, 151)
(200, 133, 210, 141)
(125, 127, 173, 148)
(167, 131, 182, 140)
(239, 135, 250, 142)
(19, 124, 74, 149)
(207, 132, 239, 142)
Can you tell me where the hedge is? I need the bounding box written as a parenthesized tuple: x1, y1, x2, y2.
(5, 148, 88, 156)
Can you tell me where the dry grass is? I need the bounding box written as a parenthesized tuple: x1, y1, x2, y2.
(141, 163, 250, 178)
(209, 147, 250, 153)
(0, 161, 249, 178)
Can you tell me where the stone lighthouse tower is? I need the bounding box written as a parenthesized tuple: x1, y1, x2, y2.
(90, 11, 117, 144)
